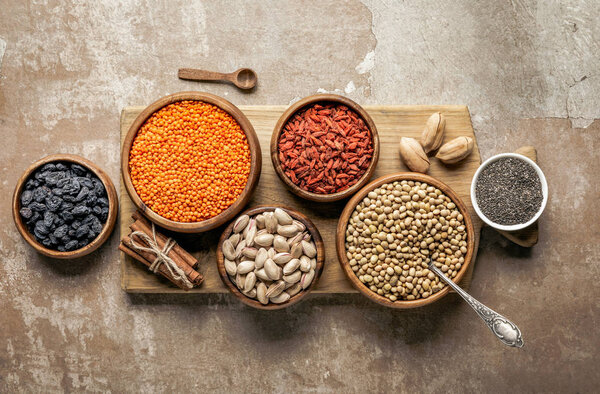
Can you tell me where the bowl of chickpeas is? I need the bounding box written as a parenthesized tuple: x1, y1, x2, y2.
(121, 91, 262, 233)
(336, 172, 475, 308)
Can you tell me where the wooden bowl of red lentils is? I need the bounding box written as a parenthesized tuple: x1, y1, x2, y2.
(270, 94, 379, 202)
(121, 92, 262, 233)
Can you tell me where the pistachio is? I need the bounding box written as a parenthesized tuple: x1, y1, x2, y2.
(244, 221, 257, 246)
(283, 270, 301, 284)
(301, 240, 317, 258)
(399, 137, 430, 173)
(229, 233, 241, 248)
(237, 260, 255, 275)
(286, 282, 302, 297)
(435, 136, 474, 164)
(265, 212, 278, 233)
(241, 247, 258, 259)
(224, 259, 237, 276)
(299, 258, 311, 272)
(264, 258, 281, 280)
(277, 224, 300, 237)
(301, 269, 315, 289)
(254, 233, 274, 247)
(256, 282, 268, 304)
(290, 242, 303, 259)
(420, 112, 445, 153)
(244, 288, 257, 298)
(255, 214, 266, 229)
(273, 235, 290, 253)
(292, 219, 306, 232)
(269, 292, 290, 304)
(234, 239, 246, 259)
(233, 214, 249, 233)
(274, 208, 293, 225)
(222, 239, 236, 261)
(244, 272, 256, 292)
(255, 268, 270, 281)
(273, 252, 292, 265)
(235, 273, 245, 289)
(283, 258, 301, 275)
(255, 248, 268, 269)
(287, 232, 304, 247)
(266, 280, 286, 298)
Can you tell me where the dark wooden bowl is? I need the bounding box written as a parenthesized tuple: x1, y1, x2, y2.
(216, 206, 325, 310)
(121, 91, 262, 233)
(336, 173, 475, 309)
(270, 94, 380, 202)
(12, 154, 118, 259)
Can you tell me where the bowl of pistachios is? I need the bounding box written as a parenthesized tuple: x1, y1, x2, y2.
(216, 206, 325, 310)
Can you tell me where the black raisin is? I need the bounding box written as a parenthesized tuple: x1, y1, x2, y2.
(25, 179, 40, 190)
(71, 164, 86, 175)
(92, 179, 105, 196)
(72, 205, 90, 216)
(65, 240, 79, 250)
(41, 163, 57, 172)
(76, 224, 90, 239)
(71, 220, 81, 229)
(48, 235, 58, 245)
(62, 179, 80, 195)
(77, 177, 93, 189)
(53, 224, 69, 238)
(82, 215, 95, 225)
(52, 188, 65, 196)
(77, 240, 88, 249)
(21, 190, 33, 205)
(41, 238, 53, 247)
(68, 229, 75, 237)
(57, 245, 66, 252)
(100, 207, 109, 222)
(92, 206, 102, 215)
(45, 172, 66, 186)
(27, 212, 41, 225)
(19, 207, 33, 219)
(85, 194, 97, 206)
(56, 163, 68, 171)
(33, 186, 50, 202)
(61, 235, 71, 243)
(97, 197, 109, 207)
(91, 219, 103, 235)
(46, 195, 63, 212)
(74, 187, 89, 202)
(61, 211, 74, 221)
(29, 202, 47, 212)
(43, 211, 56, 228)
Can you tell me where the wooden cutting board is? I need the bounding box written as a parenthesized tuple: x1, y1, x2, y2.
(120, 105, 486, 293)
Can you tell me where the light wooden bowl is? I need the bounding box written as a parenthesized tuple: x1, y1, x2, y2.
(336, 173, 475, 309)
(216, 206, 325, 310)
(270, 94, 380, 202)
(121, 91, 262, 233)
(12, 154, 118, 259)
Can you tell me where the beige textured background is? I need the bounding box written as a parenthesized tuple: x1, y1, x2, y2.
(0, 1, 598, 392)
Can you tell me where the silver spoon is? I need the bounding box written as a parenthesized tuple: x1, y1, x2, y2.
(429, 262, 524, 347)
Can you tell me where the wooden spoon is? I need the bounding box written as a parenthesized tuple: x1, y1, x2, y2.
(178, 67, 257, 90)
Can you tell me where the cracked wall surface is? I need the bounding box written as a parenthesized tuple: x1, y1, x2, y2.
(0, 1, 599, 392)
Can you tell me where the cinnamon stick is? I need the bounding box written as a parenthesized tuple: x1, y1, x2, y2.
(123, 234, 203, 286)
(131, 211, 199, 269)
(119, 243, 189, 290)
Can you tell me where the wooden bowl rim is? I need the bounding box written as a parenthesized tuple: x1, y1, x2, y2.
(216, 205, 325, 310)
(335, 172, 475, 309)
(12, 154, 118, 259)
(270, 93, 380, 202)
(121, 91, 262, 233)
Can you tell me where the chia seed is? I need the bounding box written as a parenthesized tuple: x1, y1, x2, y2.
(475, 157, 543, 225)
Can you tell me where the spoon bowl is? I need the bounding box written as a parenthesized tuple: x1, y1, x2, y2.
(233, 68, 257, 89)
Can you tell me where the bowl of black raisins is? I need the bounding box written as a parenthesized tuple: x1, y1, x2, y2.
(12, 154, 118, 259)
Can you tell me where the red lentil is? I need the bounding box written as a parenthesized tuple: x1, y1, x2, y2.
(278, 103, 373, 194)
(129, 100, 251, 222)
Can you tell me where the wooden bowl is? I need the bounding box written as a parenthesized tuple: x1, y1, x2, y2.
(336, 173, 475, 309)
(121, 91, 262, 233)
(216, 206, 325, 310)
(270, 94, 380, 202)
(12, 154, 118, 259)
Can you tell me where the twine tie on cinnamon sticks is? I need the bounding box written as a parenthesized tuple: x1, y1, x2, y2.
(128, 224, 193, 289)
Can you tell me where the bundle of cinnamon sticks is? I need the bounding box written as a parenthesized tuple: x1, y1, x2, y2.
(119, 211, 203, 290)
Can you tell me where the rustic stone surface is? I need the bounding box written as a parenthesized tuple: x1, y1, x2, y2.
(0, 1, 598, 392)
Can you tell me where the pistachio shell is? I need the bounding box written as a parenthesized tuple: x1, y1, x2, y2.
(237, 260, 255, 275)
(277, 224, 300, 237)
(241, 247, 258, 259)
(270, 292, 290, 304)
(222, 239, 236, 261)
(290, 242, 303, 259)
(264, 258, 281, 280)
(283, 258, 301, 275)
(224, 259, 237, 276)
(273, 252, 292, 265)
(255, 248, 268, 269)
(273, 235, 290, 253)
(229, 233, 241, 248)
(301, 269, 315, 289)
(274, 208, 293, 225)
(286, 282, 302, 297)
(301, 240, 317, 258)
(255, 268, 270, 281)
(244, 272, 257, 293)
(266, 280, 286, 298)
(233, 215, 249, 233)
(256, 282, 268, 304)
(254, 233, 274, 247)
(283, 270, 301, 284)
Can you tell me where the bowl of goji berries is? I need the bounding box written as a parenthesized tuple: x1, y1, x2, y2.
(121, 91, 262, 233)
(271, 94, 379, 202)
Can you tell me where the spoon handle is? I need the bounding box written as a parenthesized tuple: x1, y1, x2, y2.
(429, 263, 524, 348)
(178, 68, 231, 82)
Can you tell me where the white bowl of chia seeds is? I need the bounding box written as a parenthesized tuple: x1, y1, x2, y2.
(471, 153, 548, 232)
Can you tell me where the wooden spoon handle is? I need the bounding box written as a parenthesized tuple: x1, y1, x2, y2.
(178, 68, 231, 82)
